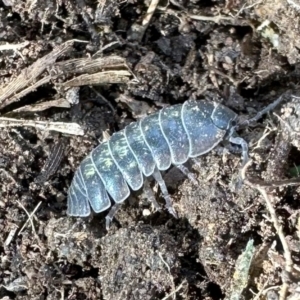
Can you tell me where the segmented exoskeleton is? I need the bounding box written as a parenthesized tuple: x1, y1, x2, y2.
(67, 99, 249, 227)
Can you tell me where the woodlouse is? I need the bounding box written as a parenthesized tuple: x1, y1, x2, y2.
(67, 99, 249, 227)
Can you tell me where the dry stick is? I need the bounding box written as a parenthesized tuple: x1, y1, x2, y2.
(241, 161, 294, 300)
(4, 225, 19, 247)
(0, 41, 73, 104)
(0, 39, 88, 110)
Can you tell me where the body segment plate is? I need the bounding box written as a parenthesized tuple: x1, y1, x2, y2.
(67, 182, 90, 217)
(91, 142, 130, 203)
(125, 121, 155, 176)
(109, 130, 143, 191)
(159, 104, 190, 164)
(140, 112, 171, 171)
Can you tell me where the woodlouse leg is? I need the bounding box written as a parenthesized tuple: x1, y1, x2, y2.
(152, 168, 178, 218)
(191, 158, 201, 169)
(229, 136, 249, 167)
(105, 203, 122, 230)
(143, 178, 161, 210)
(176, 164, 198, 185)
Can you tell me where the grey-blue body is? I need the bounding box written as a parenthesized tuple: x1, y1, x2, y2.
(67, 100, 238, 220)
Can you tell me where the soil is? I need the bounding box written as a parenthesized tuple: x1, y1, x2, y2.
(0, 0, 300, 299)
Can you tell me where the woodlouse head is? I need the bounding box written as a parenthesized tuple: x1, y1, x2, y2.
(211, 103, 238, 131)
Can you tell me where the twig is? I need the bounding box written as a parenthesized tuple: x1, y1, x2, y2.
(11, 98, 70, 113)
(0, 39, 88, 110)
(0, 40, 75, 108)
(5, 75, 52, 105)
(254, 188, 292, 300)
(35, 139, 66, 184)
(252, 126, 275, 150)
(241, 161, 293, 300)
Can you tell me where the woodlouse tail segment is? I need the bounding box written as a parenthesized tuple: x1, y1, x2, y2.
(67, 183, 91, 217)
(152, 167, 178, 218)
(79, 158, 111, 213)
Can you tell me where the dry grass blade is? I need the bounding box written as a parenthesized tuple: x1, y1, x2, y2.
(3, 75, 52, 108)
(0, 46, 130, 111)
(55, 55, 128, 74)
(35, 139, 67, 184)
(0, 117, 84, 135)
(62, 70, 131, 88)
(11, 98, 70, 113)
(0, 40, 76, 109)
(188, 14, 235, 24)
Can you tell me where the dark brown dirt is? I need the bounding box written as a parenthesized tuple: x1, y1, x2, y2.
(0, 0, 300, 299)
